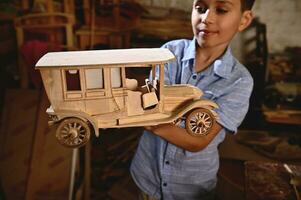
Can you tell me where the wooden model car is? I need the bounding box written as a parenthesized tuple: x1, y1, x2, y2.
(36, 48, 218, 148)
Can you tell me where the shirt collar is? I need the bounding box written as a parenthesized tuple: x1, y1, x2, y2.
(182, 38, 234, 79)
(181, 37, 197, 62)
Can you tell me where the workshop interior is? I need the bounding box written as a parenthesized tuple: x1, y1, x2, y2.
(0, 0, 301, 199)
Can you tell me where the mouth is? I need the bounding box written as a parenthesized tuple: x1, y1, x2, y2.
(198, 29, 217, 37)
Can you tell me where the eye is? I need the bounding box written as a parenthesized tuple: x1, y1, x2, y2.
(195, 5, 208, 14)
(216, 7, 228, 14)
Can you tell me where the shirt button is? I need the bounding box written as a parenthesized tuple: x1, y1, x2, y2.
(165, 161, 170, 165)
(192, 74, 197, 79)
(163, 183, 167, 187)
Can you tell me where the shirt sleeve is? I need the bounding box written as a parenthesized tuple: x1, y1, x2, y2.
(215, 75, 253, 133)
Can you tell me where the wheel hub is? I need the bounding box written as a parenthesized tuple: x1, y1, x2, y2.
(68, 128, 78, 139)
(197, 118, 204, 125)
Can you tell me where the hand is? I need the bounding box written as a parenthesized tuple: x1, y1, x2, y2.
(144, 125, 156, 132)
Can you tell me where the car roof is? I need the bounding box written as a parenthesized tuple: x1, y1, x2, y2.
(36, 48, 176, 68)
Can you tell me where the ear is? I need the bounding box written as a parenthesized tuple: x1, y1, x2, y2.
(238, 10, 253, 32)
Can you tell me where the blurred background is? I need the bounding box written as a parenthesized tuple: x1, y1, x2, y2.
(0, 0, 300, 199)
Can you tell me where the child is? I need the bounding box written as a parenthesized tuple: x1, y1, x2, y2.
(131, 0, 255, 199)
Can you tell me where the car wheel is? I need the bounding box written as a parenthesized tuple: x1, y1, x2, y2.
(56, 118, 91, 148)
(185, 108, 215, 137)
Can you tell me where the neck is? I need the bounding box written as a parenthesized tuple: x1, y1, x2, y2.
(194, 44, 228, 73)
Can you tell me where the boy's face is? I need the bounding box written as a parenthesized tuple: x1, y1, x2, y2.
(191, 0, 253, 48)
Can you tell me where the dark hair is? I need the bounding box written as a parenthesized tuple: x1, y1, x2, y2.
(241, 0, 255, 11)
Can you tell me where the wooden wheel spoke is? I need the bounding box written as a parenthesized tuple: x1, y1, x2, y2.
(191, 125, 197, 131)
(66, 138, 73, 145)
(73, 122, 78, 129)
(61, 133, 71, 138)
(204, 116, 210, 121)
(190, 116, 197, 122)
(190, 121, 197, 126)
(78, 134, 85, 139)
(79, 132, 85, 137)
(204, 121, 211, 127)
(77, 125, 82, 130)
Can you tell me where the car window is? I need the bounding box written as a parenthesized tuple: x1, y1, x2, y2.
(65, 69, 81, 91)
(111, 68, 122, 88)
(85, 68, 104, 89)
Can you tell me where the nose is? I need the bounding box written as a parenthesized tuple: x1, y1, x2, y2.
(201, 9, 214, 24)
(201, 9, 209, 23)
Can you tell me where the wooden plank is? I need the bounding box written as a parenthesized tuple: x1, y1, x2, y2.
(264, 110, 301, 125)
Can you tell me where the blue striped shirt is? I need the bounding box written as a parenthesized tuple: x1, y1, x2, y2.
(130, 38, 253, 200)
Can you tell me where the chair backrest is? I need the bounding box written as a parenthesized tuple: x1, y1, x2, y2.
(22, 0, 74, 15)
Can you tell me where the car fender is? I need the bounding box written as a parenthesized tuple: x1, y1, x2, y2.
(48, 109, 99, 137)
(170, 99, 219, 121)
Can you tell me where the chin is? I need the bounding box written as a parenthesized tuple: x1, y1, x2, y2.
(196, 38, 208, 48)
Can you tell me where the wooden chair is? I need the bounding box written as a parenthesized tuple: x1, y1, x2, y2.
(76, 0, 140, 50)
(15, 0, 75, 88)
